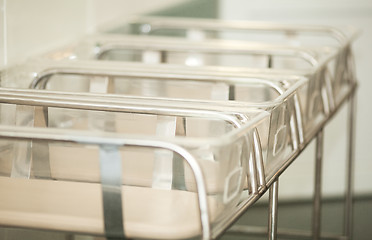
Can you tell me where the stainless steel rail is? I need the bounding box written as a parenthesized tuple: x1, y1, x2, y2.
(0, 125, 212, 239)
(0, 16, 359, 240)
(223, 82, 357, 240)
(119, 16, 359, 46)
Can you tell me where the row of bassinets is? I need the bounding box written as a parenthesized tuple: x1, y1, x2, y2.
(0, 16, 358, 240)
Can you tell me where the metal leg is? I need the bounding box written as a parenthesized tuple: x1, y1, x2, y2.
(313, 130, 324, 240)
(268, 53, 277, 240)
(269, 180, 279, 240)
(344, 93, 356, 239)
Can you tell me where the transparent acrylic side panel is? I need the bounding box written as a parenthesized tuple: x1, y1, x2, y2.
(0, 104, 34, 178)
(327, 46, 356, 108)
(296, 74, 328, 141)
(188, 126, 260, 232)
(35, 73, 281, 103)
(256, 95, 299, 182)
(97, 48, 314, 70)
(216, 30, 341, 47)
(0, 123, 259, 239)
(0, 102, 241, 190)
(0, 63, 282, 103)
(117, 23, 342, 47)
(0, 140, 204, 239)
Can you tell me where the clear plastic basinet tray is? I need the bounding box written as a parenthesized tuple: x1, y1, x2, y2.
(37, 32, 355, 140)
(108, 16, 358, 119)
(0, 88, 271, 239)
(1, 59, 307, 184)
(0, 16, 359, 240)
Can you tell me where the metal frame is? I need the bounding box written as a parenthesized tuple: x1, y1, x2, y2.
(109, 16, 358, 46)
(0, 15, 359, 240)
(0, 125, 212, 239)
(20, 60, 310, 188)
(22, 55, 356, 240)
(85, 34, 322, 68)
(0, 54, 356, 240)
(0, 74, 357, 240)
(227, 82, 357, 240)
(0, 87, 275, 239)
(99, 18, 358, 240)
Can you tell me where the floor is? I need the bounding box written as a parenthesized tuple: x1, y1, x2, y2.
(221, 195, 372, 240)
(0, 195, 371, 240)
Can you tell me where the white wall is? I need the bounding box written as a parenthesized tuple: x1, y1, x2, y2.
(219, 0, 372, 199)
(0, 0, 187, 66)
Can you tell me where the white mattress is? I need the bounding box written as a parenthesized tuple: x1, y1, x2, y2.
(0, 176, 221, 239)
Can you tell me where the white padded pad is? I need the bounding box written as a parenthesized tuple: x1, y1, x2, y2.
(0, 176, 220, 239)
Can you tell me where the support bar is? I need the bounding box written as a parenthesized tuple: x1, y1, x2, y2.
(99, 145, 125, 239)
(228, 225, 346, 240)
(344, 93, 356, 239)
(269, 180, 279, 240)
(313, 130, 324, 240)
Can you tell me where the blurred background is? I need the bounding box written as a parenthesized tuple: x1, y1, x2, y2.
(0, 0, 370, 239)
